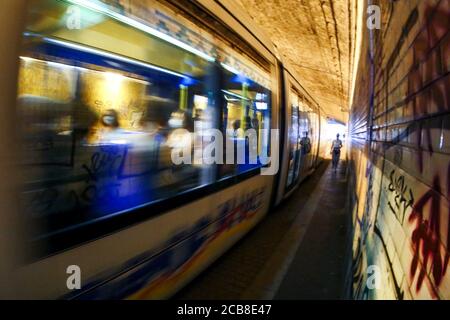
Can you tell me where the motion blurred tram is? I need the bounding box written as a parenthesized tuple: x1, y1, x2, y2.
(0, 0, 328, 299)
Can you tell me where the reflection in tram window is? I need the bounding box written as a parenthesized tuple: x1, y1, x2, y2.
(19, 0, 273, 241)
(286, 88, 319, 189)
(286, 90, 300, 188)
(19, 52, 211, 229)
(19, 0, 215, 238)
(221, 69, 271, 178)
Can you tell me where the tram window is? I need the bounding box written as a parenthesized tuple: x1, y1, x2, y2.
(287, 90, 300, 187)
(221, 68, 271, 178)
(19, 0, 273, 245)
(19, 0, 221, 240)
(299, 97, 311, 147)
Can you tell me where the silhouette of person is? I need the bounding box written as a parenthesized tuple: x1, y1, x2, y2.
(300, 131, 311, 154)
(331, 133, 343, 171)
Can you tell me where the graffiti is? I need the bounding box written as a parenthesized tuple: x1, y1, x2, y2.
(350, 0, 450, 300)
(26, 138, 54, 152)
(373, 225, 405, 299)
(362, 159, 379, 244)
(28, 186, 86, 217)
(406, 1, 450, 172)
(82, 146, 123, 183)
(81, 183, 121, 203)
(380, 1, 450, 172)
(27, 145, 126, 219)
(63, 186, 267, 299)
(212, 188, 264, 240)
(79, 146, 124, 204)
(29, 188, 59, 215)
(352, 236, 370, 299)
(387, 170, 414, 225)
(409, 173, 449, 295)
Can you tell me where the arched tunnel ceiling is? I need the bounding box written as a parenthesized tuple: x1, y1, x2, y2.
(234, 0, 358, 124)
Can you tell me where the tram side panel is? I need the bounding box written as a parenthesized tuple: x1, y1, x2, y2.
(276, 67, 324, 203)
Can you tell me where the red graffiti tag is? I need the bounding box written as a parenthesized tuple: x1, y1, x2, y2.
(409, 174, 449, 294)
(407, 0, 450, 172)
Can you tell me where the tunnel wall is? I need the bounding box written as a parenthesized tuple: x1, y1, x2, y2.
(348, 0, 449, 299)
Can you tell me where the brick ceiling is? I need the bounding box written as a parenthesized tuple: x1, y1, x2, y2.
(235, 0, 358, 124)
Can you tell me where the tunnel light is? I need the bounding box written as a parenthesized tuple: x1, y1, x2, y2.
(102, 71, 125, 99)
(221, 63, 252, 87)
(19, 56, 38, 64)
(348, 0, 365, 110)
(66, 0, 216, 63)
(20, 55, 151, 85)
(224, 96, 239, 102)
(194, 95, 208, 109)
(41, 37, 190, 80)
(221, 63, 240, 75)
(255, 102, 268, 110)
(255, 93, 267, 101)
(222, 90, 250, 101)
(109, 139, 128, 145)
(20, 56, 73, 70)
(104, 71, 125, 82)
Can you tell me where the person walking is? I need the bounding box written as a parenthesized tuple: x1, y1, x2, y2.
(331, 133, 343, 171)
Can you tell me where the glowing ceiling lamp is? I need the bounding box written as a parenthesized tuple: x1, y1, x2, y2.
(221, 63, 240, 75)
(42, 36, 190, 80)
(222, 90, 250, 101)
(66, 0, 215, 63)
(255, 102, 268, 110)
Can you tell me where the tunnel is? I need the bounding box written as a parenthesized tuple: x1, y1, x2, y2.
(0, 0, 448, 306)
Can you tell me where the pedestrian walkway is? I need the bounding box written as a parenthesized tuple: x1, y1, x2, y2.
(174, 160, 350, 300)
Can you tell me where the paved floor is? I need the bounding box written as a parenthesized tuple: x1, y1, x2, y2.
(174, 160, 350, 300)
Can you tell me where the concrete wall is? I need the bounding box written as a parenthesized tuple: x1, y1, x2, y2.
(348, 0, 449, 299)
